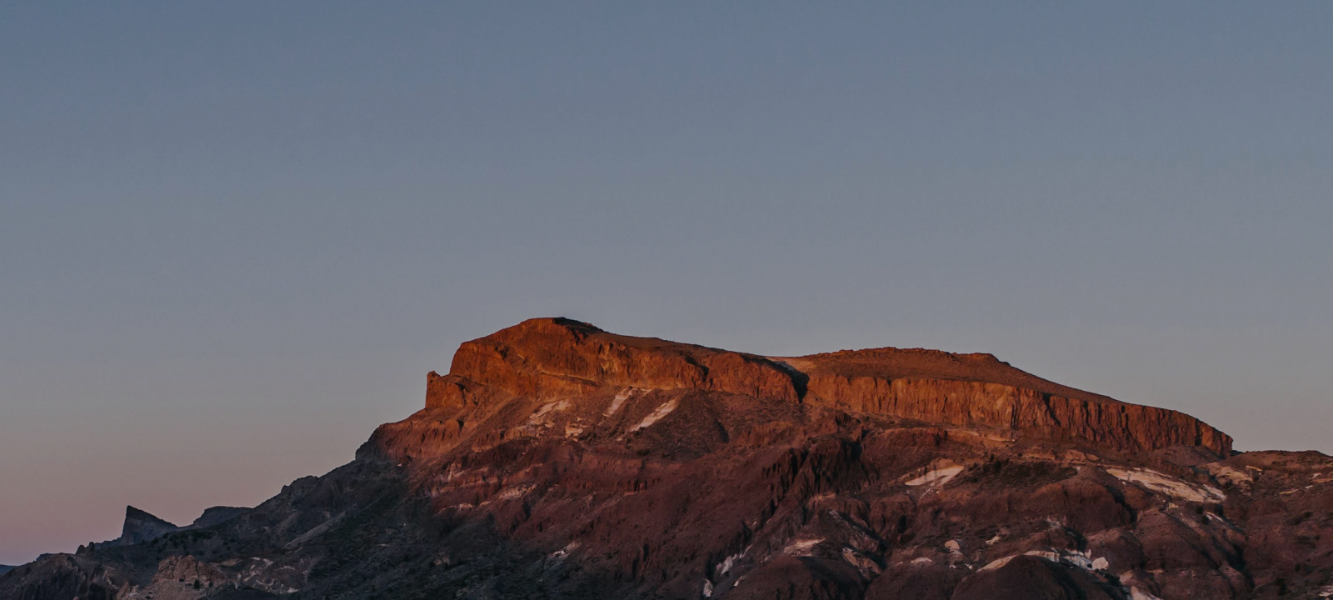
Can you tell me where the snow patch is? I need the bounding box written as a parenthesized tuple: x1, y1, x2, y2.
(783, 538, 824, 556)
(529, 400, 570, 425)
(1131, 587, 1165, 600)
(548, 542, 580, 561)
(980, 548, 1107, 573)
(1206, 465, 1252, 486)
(605, 388, 636, 417)
(1062, 552, 1094, 570)
(842, 547, 881, 577)
(716, 549, 745, 576)
(905, 464, 964, 487)
(495, 485, 533, 501)
(980, 555, 1016, 571)
(1106, 468, 1225, 502)
(632, 398, 679, 431)
(548, 540, 580, 561)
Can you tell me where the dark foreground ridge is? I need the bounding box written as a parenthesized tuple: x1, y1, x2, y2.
(3, 318, 1329, 600)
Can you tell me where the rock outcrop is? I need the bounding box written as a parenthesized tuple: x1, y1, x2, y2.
(91, 506, 251, 552)
(424, 318, 1229, 456)
(6, 318, 1328, 600)
(114, 507, 180, 546)
(187, 507, 248, 530)
(788, 349, 1230, 455)
(440, 317, 800, 405)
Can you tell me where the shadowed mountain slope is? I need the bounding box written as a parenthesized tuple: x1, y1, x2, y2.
(4, 318, 1328, 600)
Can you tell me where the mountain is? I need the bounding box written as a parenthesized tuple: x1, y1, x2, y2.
(2, 318, 1330, 600)
(113, 507, 181, 547)
(187, 508, 249, 531)
(0, 568, 10, 577)
(79, 506, 253, 553)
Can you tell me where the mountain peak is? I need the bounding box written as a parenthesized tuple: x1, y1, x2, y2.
(8, 318, 1327, 600)
(118, 506, 179, 546)
(417, 319, 1229, 455)
(436, 317, 800, 407)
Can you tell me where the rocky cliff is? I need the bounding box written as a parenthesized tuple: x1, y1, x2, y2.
(114, 507, 180, 547)
(3, 318, 1328, 600)
(417, 318, 1229, 456)
(90, 506, 251, 552)
(437, 318, 800, 406)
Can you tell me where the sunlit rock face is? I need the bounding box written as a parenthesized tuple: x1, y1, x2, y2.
(4, 319, 1329, 600)
(380, 317, 1230, 462)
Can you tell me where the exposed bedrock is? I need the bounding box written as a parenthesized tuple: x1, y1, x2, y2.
(445, 317, 799, 403)
(9, 318, 1328, 600)
(800, 375, 1230, 455)
(419, 318, 1230, 455)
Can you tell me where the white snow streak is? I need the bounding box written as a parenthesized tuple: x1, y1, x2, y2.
(632, 398, 678, 431)
(1106, 468, 1225, 502)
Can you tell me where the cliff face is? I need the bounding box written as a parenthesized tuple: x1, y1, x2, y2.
(423, 318, 1229, 455)
(11, 318, 1327, 600)
(115, 507, 180, 546)
(798, 374, 1230, 455)
(443, 317, 800, 404)
(348, 321, 1321, 600)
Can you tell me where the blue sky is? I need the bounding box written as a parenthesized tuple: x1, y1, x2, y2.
(2, 3, 1331, 564)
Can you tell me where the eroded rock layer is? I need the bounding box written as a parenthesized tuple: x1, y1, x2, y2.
(443, 318, 800, 404)
(7, 318, 1325, 600)
(426, 318, 1229, 455)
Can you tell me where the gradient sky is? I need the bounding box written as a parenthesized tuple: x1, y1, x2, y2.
(2, 2, 1332, 565)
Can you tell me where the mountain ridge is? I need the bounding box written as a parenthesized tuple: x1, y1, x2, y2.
(412, 318, 1230, 457)
(2, 318, 1328, 600)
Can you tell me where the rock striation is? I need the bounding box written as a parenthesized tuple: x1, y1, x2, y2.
(423, 318, 1229, 455)
(435, 317, 799, 406)
(7, 318, 1329, 600)
(788, 349, 1231, 455)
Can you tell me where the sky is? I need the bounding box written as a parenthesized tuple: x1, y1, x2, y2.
(2, 2, 1331, 565)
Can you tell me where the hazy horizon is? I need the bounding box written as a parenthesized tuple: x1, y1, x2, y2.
(3, 3, 1332, 565)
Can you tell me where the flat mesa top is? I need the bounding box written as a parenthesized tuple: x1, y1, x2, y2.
(482, 318, 1121, 406)
(779, 347, 1122, 406)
